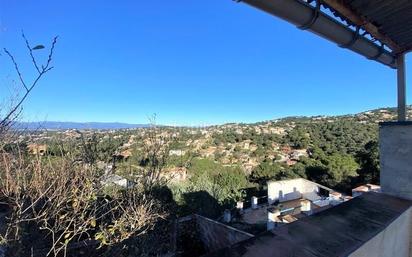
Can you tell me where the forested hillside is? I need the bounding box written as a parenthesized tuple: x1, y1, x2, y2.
(7, 107, 410, 219)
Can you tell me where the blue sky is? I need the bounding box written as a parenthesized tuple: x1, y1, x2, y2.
(0, 1, 410, 125)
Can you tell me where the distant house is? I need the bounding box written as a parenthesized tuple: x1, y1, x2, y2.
(163, 167, 187, 182)
(280, 145, 291, 154)
(236, 178, 346, 232)
(275, 154, 288, 163)
(113, 149, 132, 162)
(27, 143, 47, 155)
(270, 127, 286, 135)
(101, 174, 135, 189)
(289, 149, 308, 160)
(286, 159, 297, 166)
(169, 149, 186, 156)
(243, 140, 251, 150)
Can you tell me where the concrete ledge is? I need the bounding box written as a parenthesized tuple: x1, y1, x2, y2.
(203, 193, 412, 257)
(380, 121, 412, 126)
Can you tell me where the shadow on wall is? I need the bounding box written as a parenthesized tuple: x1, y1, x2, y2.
(177, 214, 255, 257)
(279, 187, 302, 202)
(180, 191, 223, 219)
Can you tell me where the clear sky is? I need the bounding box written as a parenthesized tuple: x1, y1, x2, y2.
(0, 1, 410, 126)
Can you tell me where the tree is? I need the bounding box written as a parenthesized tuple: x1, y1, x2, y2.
(250, 159, 283, 184)
(285, 126, 310, 149)
(96, 136, 126, 162)
(213, 167, 248, 205)
(356, 140, 380, 184)
(174, 158, 249, 216)
(137, 118, 170, 191)
(285, 162, 307, 179)
(316, 154, 359, 188)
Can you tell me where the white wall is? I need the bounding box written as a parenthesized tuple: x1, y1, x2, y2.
(312, 199, 330, 207)
(267, 178, 320, 204)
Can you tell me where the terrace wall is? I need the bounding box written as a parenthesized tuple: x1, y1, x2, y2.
(267, 178, 320, 204)
(194, 214, 254, 252)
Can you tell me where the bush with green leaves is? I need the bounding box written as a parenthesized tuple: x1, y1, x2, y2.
(170, 158, 249, 217)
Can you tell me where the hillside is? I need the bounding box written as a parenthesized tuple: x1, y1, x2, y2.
(7, 106, 411, 218)
(14, 121, 149, 130)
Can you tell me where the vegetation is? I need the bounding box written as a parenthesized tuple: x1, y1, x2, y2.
(170, 158, 249, 218)
(0, 32, 395, 257)
(0, 35, 169, 257)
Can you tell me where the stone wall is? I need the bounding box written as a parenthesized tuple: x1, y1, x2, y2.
(177, 216, 206, 257)
(194, 215, 254, 253)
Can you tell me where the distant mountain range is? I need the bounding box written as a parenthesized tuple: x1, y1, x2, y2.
(14, 121, 149, 130)
(13, 106, 412, 131)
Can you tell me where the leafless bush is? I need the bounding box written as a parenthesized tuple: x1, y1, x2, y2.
(0, 36, 168, 257)
(137, 116, 171, 191)
(0, 149, 165, 257)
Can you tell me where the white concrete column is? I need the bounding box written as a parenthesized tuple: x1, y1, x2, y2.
(300, 199, 312, 215)
(223, 209, 231, 223)
(267, 207, 280, 231)
(300, 199, 311, 212)
(251, 196, 258, 209)
(236, 201, 244, 210)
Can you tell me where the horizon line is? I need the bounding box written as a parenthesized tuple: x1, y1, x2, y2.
(16, 105, 404, 127)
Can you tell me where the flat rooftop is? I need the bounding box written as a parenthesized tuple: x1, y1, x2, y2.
(204, 192, 412, 257)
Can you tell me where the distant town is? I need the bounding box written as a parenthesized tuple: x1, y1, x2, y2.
(3, 107, 405, 256)
(14, 106, 410, 193)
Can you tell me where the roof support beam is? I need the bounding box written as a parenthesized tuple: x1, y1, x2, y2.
(238, 0, 397, 68)
(322, 0, 403, 53)
(397, 54, 407, 121)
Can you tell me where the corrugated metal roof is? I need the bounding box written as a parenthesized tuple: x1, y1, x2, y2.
(333, 0, 412, 52)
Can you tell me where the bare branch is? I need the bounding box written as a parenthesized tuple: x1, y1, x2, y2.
(22, 31, 41, 74)
(3, 48, 28, 91)
(0, 35, 58, 135)
(44, 36, 58, 71)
